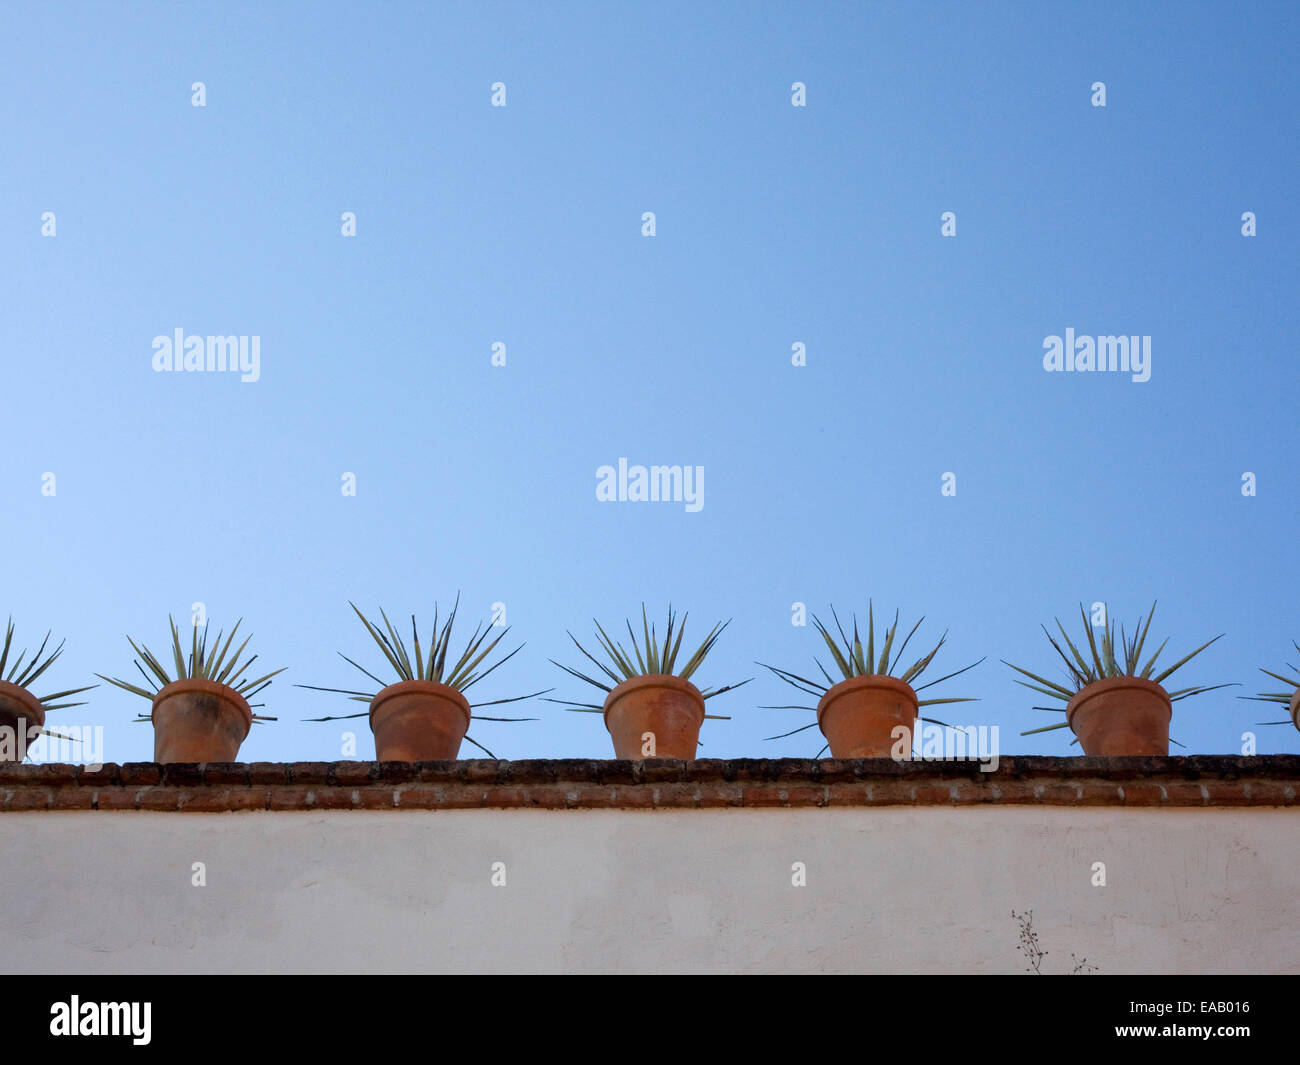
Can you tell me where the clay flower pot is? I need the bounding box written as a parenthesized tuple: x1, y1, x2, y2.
(151, 678, 253, 763)
(369, 680, 471, 761)
(0, 681, 45, 763)
(1066, 676, 1171, 756)
(603, 674, 705, 760)
(816, 675, 918, 758)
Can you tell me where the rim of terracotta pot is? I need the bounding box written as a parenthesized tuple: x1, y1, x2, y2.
(602, 673, 705, 726)
(369, 679, 472, 730)
(151, 677, 253, 730)
(0, 679, 46, 730)
(815, 674, 918, 727)
(1290, 689, 1300, 730)
(1065, 675, 1171, 730)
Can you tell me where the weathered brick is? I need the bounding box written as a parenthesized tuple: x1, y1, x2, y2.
(77, 763, 119, 786)
(1200, 783, 1255, 806)
(504, 760, 557, 784)
(405, 760, 455, 783)
(609, 786, 656, 809)
(287, 762, 332, 785)
(459, 761, 503, 784)
(266, 786, 311, 811)
(182, 789, 268, 813)
(373, 762, 418, 784)
(48, 789, 95, 811)
(824, 783, 871, 805)
(520, 785, 571, 809)
(245, 762, 288, 785)
(1162, 782, 1211, 806)
(95, 788, 143, 811)
(549, 759, 603, 782)
(782, 785, 829, 806)
(198, 763, 247, 785)
(297, 788, 353, 811)
(650, 784, 700, 808)
(387, 785, 427, 809)
(726, 759, 783, 782)
(638, 759, 688, 783)
(119, 763, 161, 786)
(329, 762, 373, 786)
(815, 759, 857, 783)
(864, 781, 915, 805)
(160, 763, 205, 787)
(1242, 782, 1294, 805)
(961, 777, 1006, 800)
(696, 784, 744, 808)
(221, 788, 272, 812)
(1031, 783, 1084, 804)
(567, 785, 618, 807)
(856, 757, 915, 779)
(6, 788, 51, 810)
(776, 759, 822, 782)
(741, 786, 788, 807)
(684, 758, 729, 783)
(433, 788, 486, 810)
(136, 788, 185, 811)
(912, 784, 956, 805)
(596, 760, 639, 784)
(1068, 782, 1120, 806)
(24, 764, 81, 786)
(354, 787, 399, 809)
(1118, 783, 1167, 805)
(478, 786, 527, 807)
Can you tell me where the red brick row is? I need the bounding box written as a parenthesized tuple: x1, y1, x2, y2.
(2, 775, 1295, 811)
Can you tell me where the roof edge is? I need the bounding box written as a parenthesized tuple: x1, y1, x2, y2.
(1, 756, 1297, 812)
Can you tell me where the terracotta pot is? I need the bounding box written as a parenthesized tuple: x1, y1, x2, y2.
(0, 681, 45, 763)
(1066, 676, 1171, 756)
(369, 680, 471, 761)
(1290, 690, 1300, 732)
(151, 678, 252, 763)
(603, 674, 705, 760)
(816, 675, 918, 758)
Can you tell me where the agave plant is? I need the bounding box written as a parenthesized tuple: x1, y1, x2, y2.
(97, 616, 284, 721)
(296, 598, 548, 756)
(1239, 640, 1300, 725)
(757, 603, 983, 754)
(1009, 602, 1228, 741)
(0, 617, 97, 712)
(545, 604, 749, 716)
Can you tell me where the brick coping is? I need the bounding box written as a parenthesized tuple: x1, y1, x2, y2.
(0, 756, 1297, 812)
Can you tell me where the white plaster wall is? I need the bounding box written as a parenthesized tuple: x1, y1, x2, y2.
(1, 808, 1296, 974)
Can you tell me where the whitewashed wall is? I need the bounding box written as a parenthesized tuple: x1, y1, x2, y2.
(2, 808, 1296, 974)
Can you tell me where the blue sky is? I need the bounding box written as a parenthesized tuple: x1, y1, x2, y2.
(2, 0, 1295, 763)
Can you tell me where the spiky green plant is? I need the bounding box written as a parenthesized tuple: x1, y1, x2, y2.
(1239, 640, 1299, 725)
(545, 605, 749, 721)
(296, 598, 548, 757)
(97, 616, 284, 721)
(1009, 602, 1229, 740)
(0, 617, 97, 711)
(757, 602, 983, 754)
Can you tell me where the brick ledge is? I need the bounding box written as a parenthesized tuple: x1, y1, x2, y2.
(0, 756, 1296, 812)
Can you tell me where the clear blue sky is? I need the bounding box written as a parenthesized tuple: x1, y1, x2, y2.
(2, 1, 1295, 763)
